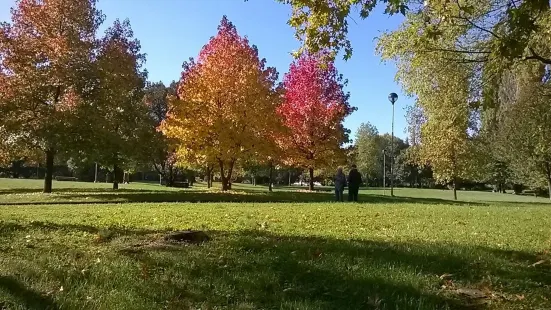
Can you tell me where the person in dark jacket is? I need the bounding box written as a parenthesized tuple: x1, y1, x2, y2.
(347, 164, 362, 202)
(334, 167, 346, 202)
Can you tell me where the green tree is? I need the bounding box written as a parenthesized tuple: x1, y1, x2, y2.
(355, 122, 382, 186)
(494, 63, 551, 198)
(143, 81, 179, 186)
(91, 19, 148, 190)
(277, 0, 551, 68)
(377, 14, 476, 200)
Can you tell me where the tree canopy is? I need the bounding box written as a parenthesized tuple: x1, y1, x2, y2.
(161, 16, 281, 191)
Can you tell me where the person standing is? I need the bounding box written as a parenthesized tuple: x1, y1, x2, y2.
(347, 164, 362, 202)
(334, 167, 346, 202)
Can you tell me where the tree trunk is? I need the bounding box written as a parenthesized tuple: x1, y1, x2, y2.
(206, 166, 211, 188)
(43, 149, 54, 193)
(165, 166, 174, 187)
(269, 161, 273, 192)
(545, 163, 551, 201)
(220, 160, 229, 191)
(309, 167, 314, 191)
(452, 178, 457, 200)
(288, 170, 291, 186)
(113, 163, 119, 190)
(226, 160, 234, 191)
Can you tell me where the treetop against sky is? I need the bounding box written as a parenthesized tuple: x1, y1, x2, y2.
(0, 0, 410, 139)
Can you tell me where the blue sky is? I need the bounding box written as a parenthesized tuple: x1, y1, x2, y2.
(0, 0, 412, 140)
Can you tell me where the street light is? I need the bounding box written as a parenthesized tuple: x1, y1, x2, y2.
(388, 92, 398, 197)
(382, 149, 386, 196)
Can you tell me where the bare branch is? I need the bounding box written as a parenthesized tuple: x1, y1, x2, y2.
(524, 48, 551, 65)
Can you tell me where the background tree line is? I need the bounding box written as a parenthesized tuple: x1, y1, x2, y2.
(0, 0, 354, 193)
(278, 0, 551, 200)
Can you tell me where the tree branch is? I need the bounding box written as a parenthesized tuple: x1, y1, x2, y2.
(453, 0, 501, 39)
(523, 48, 551, 65)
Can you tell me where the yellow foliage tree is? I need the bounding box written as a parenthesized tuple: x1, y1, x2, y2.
(162, 16, 280, 191)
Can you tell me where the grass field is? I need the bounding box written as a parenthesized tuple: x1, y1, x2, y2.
(1, 179, 550, 309)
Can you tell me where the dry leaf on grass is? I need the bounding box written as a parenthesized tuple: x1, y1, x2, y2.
(439, 273, 453, 279)
(530, 260, 546, 267)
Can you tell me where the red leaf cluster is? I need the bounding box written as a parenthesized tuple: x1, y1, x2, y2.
(277, 53, 355, 167)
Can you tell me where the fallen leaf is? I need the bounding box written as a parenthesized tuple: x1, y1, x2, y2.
(516, 294, 525, 301)
(530, 260, 546, 267)
(439, 273, 453, 279)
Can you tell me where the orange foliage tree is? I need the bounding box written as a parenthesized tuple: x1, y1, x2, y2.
(0, 0, 103, 192)
(162, 16, 280, 191)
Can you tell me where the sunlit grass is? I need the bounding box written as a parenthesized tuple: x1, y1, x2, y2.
(0, 178, 550, 309)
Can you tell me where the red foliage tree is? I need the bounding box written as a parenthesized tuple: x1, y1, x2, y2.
(278, 53, 355, 190)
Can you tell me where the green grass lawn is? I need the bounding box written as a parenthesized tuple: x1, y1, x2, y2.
(1, 179, 550, 309)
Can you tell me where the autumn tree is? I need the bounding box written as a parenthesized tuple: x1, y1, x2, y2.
(278, 53, 355, 190)
(0, 0, 103, 193)
(89, 19, 148, 190)
(162, 16, 280, 191)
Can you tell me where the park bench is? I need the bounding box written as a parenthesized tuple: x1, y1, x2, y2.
(172, 181, 190, 188)
(55, 176, 78, 181)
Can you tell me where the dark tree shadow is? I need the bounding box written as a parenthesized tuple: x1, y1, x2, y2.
(0, 276, 59, 310)
(0, 187, 488, 206)
(3, 220, 550, 309)
(0, 220, 165, 236)
(0, 187, 163, 195)
(118, 230, 550, 309)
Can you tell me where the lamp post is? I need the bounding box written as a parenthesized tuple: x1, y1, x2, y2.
(388, 92, 398, 197)
(382, 149, 386, 196)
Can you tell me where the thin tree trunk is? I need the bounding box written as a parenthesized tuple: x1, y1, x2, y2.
(206, 166, 211, 188)
(453, 178, 457, 201)
(43, 149, 54, 193)
(544, 163, 551, 201)
(113, 163, 119, 190)
(288, 170, 291, 186)
(309, 167, 314, 191)
(269, 161, 273, 192)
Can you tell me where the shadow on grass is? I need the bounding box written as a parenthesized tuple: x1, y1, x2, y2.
(120, 230, 550, 309)
(0, 187, 487, 206)
(0, 187, 161, 195)
(3, 221, 550, 309)
(0, 276, 59, 310)
(0, 220, 164, 237)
